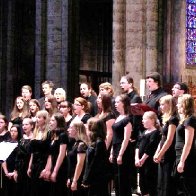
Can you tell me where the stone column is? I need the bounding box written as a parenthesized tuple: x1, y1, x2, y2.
(145, 0, 158, 74)
(112, 0, 126, 96)
(125, 0, 144, 89)
(34, 0, 47, 98)
(46, 0, 68, 90)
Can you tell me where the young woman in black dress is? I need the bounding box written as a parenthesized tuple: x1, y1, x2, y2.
(154, 95, 179, 196)
(175, 94, 196, 195)
(2, 124, 22, 196)
(109, 94, 133, 196)
(82, 118, 110, 196)
(67, 121, 88, 196)
(135, 111, 161, 196)
(27, 110, 51, 196)
(14, 118, 34, 196)
(41, 112, 69, 196)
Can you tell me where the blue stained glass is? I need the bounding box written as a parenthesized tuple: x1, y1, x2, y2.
(186, 1, 196, 65)
(187, 0, 196, 3)
(187, 4, 196, 16)
(187, 29, 196, 40)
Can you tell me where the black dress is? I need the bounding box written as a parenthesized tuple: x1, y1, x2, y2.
(49, 130, 69, 196)
(175, 115, 196, 196)
(29, 133, 51, 196)
(112, 116, 133, 196)
(0, 131, 11, 196)
(2, 142, 18, 196)
(15, 138, 32, 196)
(157, 115, 179, 196)
(136, 129, 161, 196)
(67, 140, 87, 196)
(82, 138, 110, 196)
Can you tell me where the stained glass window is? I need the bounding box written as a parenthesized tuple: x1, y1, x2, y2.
(186, 0, 196, 66)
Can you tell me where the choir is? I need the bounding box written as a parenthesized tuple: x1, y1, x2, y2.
(0, 72, 196, 196)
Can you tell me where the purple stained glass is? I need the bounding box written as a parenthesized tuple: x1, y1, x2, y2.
(187, 0, 196, 4)
(186, 1, 196, 65)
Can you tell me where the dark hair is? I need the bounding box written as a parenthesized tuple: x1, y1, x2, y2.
(175, 82, 189, 94)
(52, 113, 66, 130)
(146, 72, 161, 87)
(10, 124, 23, 141)
(101, 94, 112, 113)
(42, 80, 54, 89)
(87, 118, 106, 142)
(118, 94, 131, 115)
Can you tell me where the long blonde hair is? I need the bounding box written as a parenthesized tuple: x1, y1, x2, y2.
(71, 121, 88, 144)
(33, 110, 50, 140)
(160, 95, 177, 125)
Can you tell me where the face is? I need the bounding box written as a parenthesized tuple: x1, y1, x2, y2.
(159, 101, 169, 114)
(142, 114, 154, 129)
(36, 115, 46, 127)
(120, 77, 131, 93)
(68, 124, 77, 138)
(115, 96, 123, 113)
(177, 98, 183, 114)
(73, 101, 83, 115)
(16, 98, 25, 110)
(42, 84, 52, 96)
(146, 78, 158, 92)
(59, 103, 70, 115)
(22, 89, 32, 101)
(49, 116, 57, 130)
(29, 102, 39, 114)
(22, 119, 33, 134)
(99, 88, 109, 95)
(0, 119, 6, 131)
(44, 97, 52, 109)
(10, 127, 19, 141)
(96, 94, 102, 108)
(80, 84, 90, 98)
(172, 84, 184, 98)
(54, 91, 65, 102)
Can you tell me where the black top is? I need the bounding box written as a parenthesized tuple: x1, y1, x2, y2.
(145, 87, 167, 111)
(15, 138, 31, 181)
(136, 129, 161, 158)
(29, 132, 51, 179)
(72, 113, 92, 124)
(112, 116, 132, 145)
(128, 90, 143, 140)
(128, 90, 142, 104)
(0, 131, 11, 142)
(175, 115, 196, 158)
(67, 140, 87, 183)
(160, 115, 179, 161)
(49, 130, 69, 180)
(82, 138, 110, 185)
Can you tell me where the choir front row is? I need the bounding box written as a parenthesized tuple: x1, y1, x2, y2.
(0, 93, 196, 196)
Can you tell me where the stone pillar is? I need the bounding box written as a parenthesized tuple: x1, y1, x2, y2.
(125, 0, 144, 89)
(112, 0, 126, 96)
(46, 0, 68, 90)
(145, 0, 158, 74)
(34, 0, 69, 98)
(34, 0, 47, 98)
